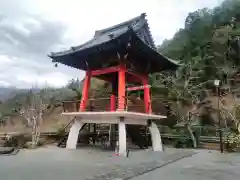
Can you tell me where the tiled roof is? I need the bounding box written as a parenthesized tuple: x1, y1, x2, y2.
(49, 13, 179, 72)
(50, 13, 155, 57)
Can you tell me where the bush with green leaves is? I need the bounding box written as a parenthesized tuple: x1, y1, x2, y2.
(226, 133, 240, 152)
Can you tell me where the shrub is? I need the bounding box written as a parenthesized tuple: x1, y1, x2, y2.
(3, 134, 30, 148)
(174, 138, 193, 148)
(225, 133, 240, 152)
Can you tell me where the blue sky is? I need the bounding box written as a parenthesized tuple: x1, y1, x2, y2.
(0, 0, 223, 88)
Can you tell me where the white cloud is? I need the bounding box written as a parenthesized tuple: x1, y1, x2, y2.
(0, 80, 10, 87)
(0, 0, 223, 88)
(16, 72, 70, 88)
(27, 0, 222, 43)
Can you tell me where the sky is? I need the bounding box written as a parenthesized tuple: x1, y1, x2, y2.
(0, 0, 223, 89)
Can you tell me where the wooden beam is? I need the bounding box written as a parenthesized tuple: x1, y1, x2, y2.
(126, 85, 151, 91)
(126, 69, 146, 81)
(91, 66, 120, 76)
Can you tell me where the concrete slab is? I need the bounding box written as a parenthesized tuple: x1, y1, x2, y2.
(62, 111, 166, 125)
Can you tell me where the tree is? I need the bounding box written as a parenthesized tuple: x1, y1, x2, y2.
(0, 112, 4, 126)
(211, 17, 240, 150)
(151, 55, 209, 148)
(19, 90, 49, 148)
(67, 78, 82, 100)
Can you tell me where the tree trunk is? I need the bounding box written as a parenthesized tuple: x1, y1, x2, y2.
(237, 122, 240, 134)
(176, 100, 180, 123)
(31, 119, 37, 148)
(31, 128, 36, 148)
(186, 124, 197, 148)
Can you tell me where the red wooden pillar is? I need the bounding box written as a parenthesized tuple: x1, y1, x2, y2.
(143, 77, 152, 113)
(110, 77, 118, 111)
(110, 94, 116, 111)
(117, 64, 126, 111)
(79, 71, 91, 111)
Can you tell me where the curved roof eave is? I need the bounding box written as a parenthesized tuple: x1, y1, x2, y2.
(49, 28, 180, 71)
(131, 31, 180, 69)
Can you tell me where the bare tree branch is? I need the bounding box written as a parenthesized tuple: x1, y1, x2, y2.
(19, 89, 49, 148)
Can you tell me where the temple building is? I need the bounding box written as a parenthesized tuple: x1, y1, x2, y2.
(49, 13, 178, 156)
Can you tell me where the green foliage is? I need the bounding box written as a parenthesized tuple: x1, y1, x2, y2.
(67, 78, 82, 100)
(174, 138, 194, 149)
(159, 0, 240, 65)
(226, 132, 240, 152)
(3, 134, 31, 148)
(156, 0, 240, 110)
(152, 1, 240, 145)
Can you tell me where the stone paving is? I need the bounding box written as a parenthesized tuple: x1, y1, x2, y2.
(0, 146, 194, 180)
(0, 146, 239, 180)
(131, 150, 240, 180)
(86, 149, 196, 180)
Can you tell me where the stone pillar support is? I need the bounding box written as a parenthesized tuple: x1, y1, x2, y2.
(148, 120, 163, 151)
(66, 120, 84, 149)
(118, 117, 127, 156)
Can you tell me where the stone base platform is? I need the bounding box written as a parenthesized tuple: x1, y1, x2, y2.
(62, 111, 166, 155)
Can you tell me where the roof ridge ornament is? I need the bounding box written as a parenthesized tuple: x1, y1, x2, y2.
(141, 13, 146, 18)
(108, 34, 114, 39)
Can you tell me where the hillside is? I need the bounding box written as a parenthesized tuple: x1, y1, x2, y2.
(0, 87, 16, 101)
(158, 0, 240, 60)
(0, 87, 41, 102)
(154, 0, 240, 130)
(0, 77, 110, 132)
(0, 106, 73, 133)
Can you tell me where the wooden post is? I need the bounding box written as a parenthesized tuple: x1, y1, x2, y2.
(110, 77, 118, 111)
(143, 77, 152, 113)
(110, 95, 116, 111)
(110, 77, 118, 149)
(117, 64, 126, 111)
(79, 71, 91, 111)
